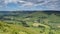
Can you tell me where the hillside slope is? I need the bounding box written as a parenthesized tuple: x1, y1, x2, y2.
(0, 11, 60, 34)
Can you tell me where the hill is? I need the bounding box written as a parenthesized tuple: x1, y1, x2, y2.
(0, 11, 60, 34)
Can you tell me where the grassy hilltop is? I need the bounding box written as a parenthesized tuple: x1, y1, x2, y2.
(0, 11, 60, 34)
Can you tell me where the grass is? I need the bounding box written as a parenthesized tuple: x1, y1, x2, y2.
(0, 11, 60, 34)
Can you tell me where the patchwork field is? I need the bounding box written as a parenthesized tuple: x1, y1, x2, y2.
(0, 11, 60, 34)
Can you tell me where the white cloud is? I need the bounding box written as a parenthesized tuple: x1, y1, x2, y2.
(23, 2, 34, 7)
(0, 0, 58, 6)
(0, 0, 60, 10)
(19, 0, 25, 3)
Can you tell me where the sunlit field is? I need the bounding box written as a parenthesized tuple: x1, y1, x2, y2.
(0, 11, 60, 34)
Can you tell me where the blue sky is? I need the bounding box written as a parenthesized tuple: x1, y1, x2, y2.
(0, 0, 60, 11)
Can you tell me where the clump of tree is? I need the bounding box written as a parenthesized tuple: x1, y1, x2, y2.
(49, 30, 54, 34)
(39, 26, 45, 33)
(20, 20, 29, 27)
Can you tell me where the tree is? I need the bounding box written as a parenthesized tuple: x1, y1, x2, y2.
(20, 20, 29, 27)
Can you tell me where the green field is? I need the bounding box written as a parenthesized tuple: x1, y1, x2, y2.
(0, 11, 60, 34)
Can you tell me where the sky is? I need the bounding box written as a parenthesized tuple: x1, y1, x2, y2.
(0, 0, 60, 11)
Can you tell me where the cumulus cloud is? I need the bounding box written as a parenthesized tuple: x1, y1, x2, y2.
(0, 0, 60, 10)
(0, 0, 57, 6)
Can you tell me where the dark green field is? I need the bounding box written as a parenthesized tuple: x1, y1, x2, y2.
(0, 11, 60, 34)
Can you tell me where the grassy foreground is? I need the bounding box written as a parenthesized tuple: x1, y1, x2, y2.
(0, 21, 40, 34)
